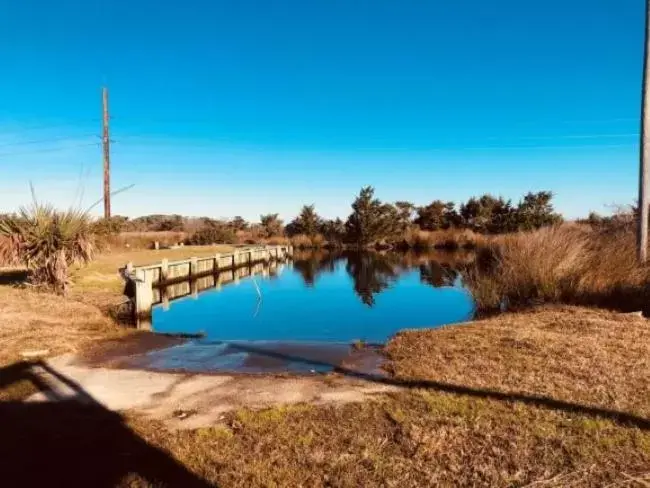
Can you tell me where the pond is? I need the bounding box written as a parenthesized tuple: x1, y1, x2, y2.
(125, 251, 475, 374)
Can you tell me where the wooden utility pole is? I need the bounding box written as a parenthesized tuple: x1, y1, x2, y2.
(102, 87, 111, 219)
(639, 0, 650, 262)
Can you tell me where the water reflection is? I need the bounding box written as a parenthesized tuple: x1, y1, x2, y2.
(154, 251, 474, 310)
(151, 250, 476, 344)
(291, 252, 338, 287)
(344, 252, 399, 307)
(290, 250, 469, 307)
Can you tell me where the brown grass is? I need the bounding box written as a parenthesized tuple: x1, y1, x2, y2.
(0, 286, 124, 369)
(387, 305, 650, 419)
(289, 233, 326, 249)
(402, 228, 486, 250)
(467, 223, 650, 312)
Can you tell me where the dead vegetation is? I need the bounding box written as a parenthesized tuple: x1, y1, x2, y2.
(466, 223, 650, 313)
(400, 227, 486, 250)
(0, 286, 124, 369)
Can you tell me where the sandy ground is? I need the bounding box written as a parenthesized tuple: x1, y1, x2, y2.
(25, 353, 398, 429)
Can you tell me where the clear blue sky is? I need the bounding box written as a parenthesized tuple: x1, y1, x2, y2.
(0, 0, 644, 221)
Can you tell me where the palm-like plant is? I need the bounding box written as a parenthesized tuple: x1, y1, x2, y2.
(0, 203, 95, 294)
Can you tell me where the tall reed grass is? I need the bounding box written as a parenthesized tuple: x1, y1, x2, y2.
(401, 228, 485, 251)
(466, 223, 650, 313)
(289, 233, 326, 249)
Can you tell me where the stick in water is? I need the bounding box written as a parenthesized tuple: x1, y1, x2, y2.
(252, 277, 262, 299)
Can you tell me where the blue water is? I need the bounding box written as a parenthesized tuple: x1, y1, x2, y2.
(151, 252, 475, 344)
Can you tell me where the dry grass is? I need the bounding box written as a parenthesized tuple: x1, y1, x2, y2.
(402, 228, 486, 250)
(0, 286, 124, 369)
(289, 233, 326, 249)
(467, 224, 650, 312)
(387, 305, 650, 419)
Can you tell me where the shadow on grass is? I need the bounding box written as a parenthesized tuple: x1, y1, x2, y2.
(0, 268, 29, 285)
(223, 342, 650, 431)
(0, 360, 213, 487)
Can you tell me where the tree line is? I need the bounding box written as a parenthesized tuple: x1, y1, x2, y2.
(87, 186, 562, 247)
(286, 187, 561, 246)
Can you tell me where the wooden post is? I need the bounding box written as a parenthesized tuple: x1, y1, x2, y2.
(134, 269, 153, 330)
(191, 279, 198, 299)
(160, 258, 169, 283)
(215, 253, 221, 271)
(190, 257, 198, 278)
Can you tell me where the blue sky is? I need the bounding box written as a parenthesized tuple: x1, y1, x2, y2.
(0, 0, 643, 221)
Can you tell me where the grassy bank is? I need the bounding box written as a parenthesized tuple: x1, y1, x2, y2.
(118, 306, 647, 487)
(2, 303, 646, 486)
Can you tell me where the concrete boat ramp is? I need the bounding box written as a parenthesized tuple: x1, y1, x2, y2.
(22, 342, 397, 430)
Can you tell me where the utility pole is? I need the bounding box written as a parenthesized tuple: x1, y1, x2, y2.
(102, 87, 111, 219)
(639, 0, 650, 262)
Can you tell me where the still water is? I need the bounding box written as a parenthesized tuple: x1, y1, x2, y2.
(128, 251, 475, 374)
(152, 251, 475, 343)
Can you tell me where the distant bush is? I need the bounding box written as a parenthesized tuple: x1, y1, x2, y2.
(185, 227, 237, 245)
(92, 216, 129, 236)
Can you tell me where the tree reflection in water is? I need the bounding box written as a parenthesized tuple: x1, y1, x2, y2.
(292, 250, 339, 287)
(344, 252, 400, 306)
(418, 260, 458, 288)
(291, 250, 467, 308)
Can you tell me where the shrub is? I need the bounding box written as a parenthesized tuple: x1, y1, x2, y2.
(185, 227, 237, 245)
(290, 233, 325, 249)
(0, 203, 95, 293)
(401, 228, 483, 251)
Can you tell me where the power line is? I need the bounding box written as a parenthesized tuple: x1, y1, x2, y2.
(0, 133, 98, 149)
(0, 142, 100, 159)
(0, 119, 100, 135)
(483, 133, 638, 142)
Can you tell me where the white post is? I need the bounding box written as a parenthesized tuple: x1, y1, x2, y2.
(160, 258, 169, 283)
(134, 269, 153, 330)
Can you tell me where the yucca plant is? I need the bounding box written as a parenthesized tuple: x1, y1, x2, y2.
(0, 203, 96, 294)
